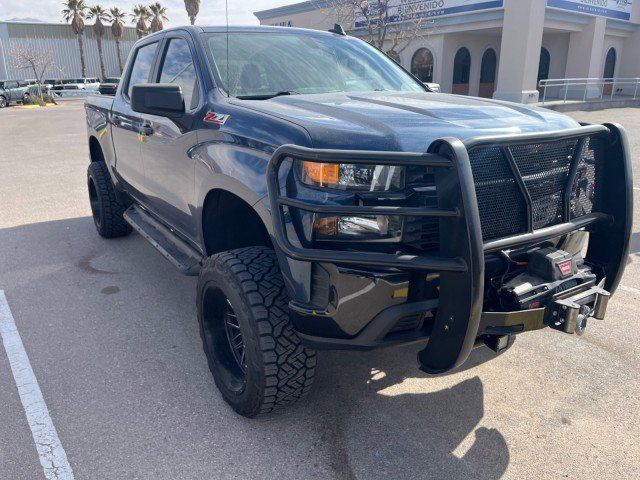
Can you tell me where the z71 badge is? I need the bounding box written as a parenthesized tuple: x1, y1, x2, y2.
(203, 111, 230, 125)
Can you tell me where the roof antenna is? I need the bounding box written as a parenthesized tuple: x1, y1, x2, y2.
(329, 24, 346, 35)
(225, 0, 230, 97)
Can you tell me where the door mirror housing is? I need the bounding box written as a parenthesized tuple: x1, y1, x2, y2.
(424, 82, 441, 93)
(131, 83, 185, 117)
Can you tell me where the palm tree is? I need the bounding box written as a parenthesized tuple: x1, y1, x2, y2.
(109, 7, 126, 73)
(62, 0, 89, 78)
(184, 0, 200, 25)
(131, 4, 151, 39)
(86, 6, 110, 81)
(149, 2, 168, 33)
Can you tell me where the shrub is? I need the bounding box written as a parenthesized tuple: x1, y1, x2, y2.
(22, 95, 46, 106)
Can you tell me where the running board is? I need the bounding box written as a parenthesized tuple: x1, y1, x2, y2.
(123, 206, 203, 276)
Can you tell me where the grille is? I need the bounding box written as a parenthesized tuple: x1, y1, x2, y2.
(570, 136, 604, 219)
(468, 135, 603, 241)
(468, 146, 527, 240)
(402, 166, 440, 252)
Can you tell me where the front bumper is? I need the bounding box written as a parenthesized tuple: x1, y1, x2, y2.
(267, 124, 633, 373)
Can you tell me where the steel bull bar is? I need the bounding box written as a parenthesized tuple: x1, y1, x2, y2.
(266, 123, 633, 374)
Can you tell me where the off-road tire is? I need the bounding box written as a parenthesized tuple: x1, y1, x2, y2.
(87, 161, 132, 238)
(197, 246, 316, 417)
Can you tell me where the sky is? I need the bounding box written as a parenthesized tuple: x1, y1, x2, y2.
(0, 0, 301, 26)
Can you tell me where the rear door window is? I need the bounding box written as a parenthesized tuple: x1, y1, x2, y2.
(157, 38, 199, 110)
(126, 42, 159, 99)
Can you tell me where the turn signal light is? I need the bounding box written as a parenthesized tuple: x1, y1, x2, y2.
(300, 161, 339, 187)
(313, 217, 338, 236)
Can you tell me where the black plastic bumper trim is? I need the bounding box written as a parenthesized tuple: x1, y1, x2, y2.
(296, 299, 438, 350)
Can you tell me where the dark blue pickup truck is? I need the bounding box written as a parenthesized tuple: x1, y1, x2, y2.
(85, 25, 633, 417)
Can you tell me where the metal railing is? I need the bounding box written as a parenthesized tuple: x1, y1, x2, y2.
(538, 77, 640, 104)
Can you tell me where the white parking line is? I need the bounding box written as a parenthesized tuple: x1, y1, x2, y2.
(0, 291, 75, 480)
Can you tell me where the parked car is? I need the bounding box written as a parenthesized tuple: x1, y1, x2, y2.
(43, 79, 61, 91)
(54, 78, 101, 91)
(77, 78, 101, 90)
(84, 26, 632, 417)
(99, 77, 120, 96)
(0, 80, 30, 107)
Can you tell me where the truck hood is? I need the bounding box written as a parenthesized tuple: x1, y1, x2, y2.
(237, 91, 580, 151)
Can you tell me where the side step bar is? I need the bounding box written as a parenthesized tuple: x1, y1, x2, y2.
(123, 206, 204, 276)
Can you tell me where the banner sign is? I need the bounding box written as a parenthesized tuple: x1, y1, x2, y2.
(354, 0, 503, 28)
(547, 0, 634, 20)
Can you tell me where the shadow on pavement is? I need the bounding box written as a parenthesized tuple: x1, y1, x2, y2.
(0, 216, 510, 480)
(293, 346, 510, 480)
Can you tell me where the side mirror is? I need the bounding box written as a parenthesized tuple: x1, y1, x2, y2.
(131, 83, 185, 117)
(424, 82, 441, 93)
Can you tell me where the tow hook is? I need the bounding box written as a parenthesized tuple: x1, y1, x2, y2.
(574, 305, 591, 336)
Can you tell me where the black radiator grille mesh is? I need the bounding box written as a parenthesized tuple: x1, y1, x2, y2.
(509, 138, 578, 230)
(570, 136, 604, 219)
(467, 135, 603, 242)
(468, 146, 527, 240)
(400, 134, 604, 250)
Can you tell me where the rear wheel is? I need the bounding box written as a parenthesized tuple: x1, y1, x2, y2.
(197, 246, 316, 417)
(0, 96, 7, 108)
(87, 161, 132, 238)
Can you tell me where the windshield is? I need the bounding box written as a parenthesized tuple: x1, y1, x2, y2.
(206, 32, 424, 99)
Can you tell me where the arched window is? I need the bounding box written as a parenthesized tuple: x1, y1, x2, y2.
(480, 49, 497, 84)
(604, 48, 616, 79)
(479, 48, 497, 98)
(537, 47, 551, 83)
(452, 47, 471, 95)
(386, 50, 401, 65)
(411, 48, 434, 83)
(453, 47, 471, 84)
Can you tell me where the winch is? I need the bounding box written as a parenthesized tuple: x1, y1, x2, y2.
(498, 247, 597, 311)
(480, 247, 611, 351)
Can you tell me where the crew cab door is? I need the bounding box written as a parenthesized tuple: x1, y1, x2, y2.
(110, 39, 160, 196)
(138, 34, 203, 239)
(5, 81, 20, 101)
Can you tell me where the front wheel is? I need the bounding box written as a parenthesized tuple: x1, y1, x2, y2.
(197, 246, 316, 417)
(0, 96, 7, 108)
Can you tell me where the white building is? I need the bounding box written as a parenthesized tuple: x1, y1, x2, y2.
(0, 20, 138, 80)
(255, 0, 640, 103)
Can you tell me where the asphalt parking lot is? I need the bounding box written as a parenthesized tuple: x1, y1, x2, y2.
(0, 101, 639, 480)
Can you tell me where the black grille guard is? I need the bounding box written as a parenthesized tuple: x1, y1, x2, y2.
(266, 123, 633, 374)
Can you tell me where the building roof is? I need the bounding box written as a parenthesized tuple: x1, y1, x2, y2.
(254, 1, 329, 21)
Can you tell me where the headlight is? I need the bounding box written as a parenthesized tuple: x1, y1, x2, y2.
(313, 215, 401, 241)
(297, 160, 403, 191)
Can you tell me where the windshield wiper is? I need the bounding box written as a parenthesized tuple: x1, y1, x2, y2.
(236, 91, 298, 100)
